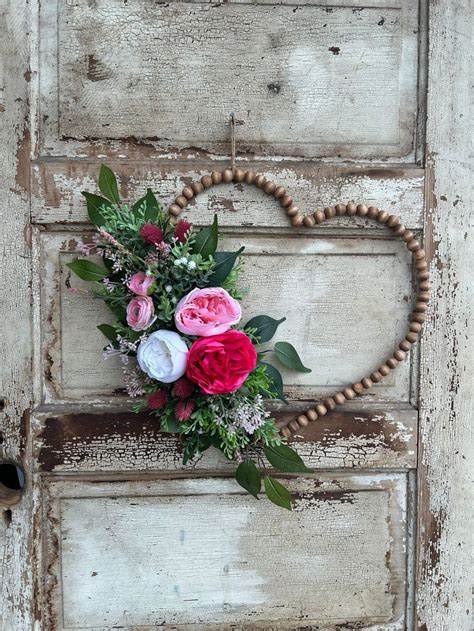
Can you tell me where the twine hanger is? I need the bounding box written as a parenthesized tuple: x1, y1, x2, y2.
(229, 112, 236, 171)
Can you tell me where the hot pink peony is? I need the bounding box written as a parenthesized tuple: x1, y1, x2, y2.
(126, 296, 156, 331)
(174, 287, 241, 337)
(128, 271, 155, 296)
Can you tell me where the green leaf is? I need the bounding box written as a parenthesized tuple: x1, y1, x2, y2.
(274, 341, 312, 373)
(132, 188, 161, 222)
(260, 362, 288, 404)
(160, 418, 184, 433)
(235, 459, 261, 499)
(105, 301, 127, 324)
(192, 214, 218, 259)
(264, 476, 292, 510)
(207, 247, 244, 287)
(81, 192, 111, 227)
(66, 259, 109, 282)
(97, 324, 117, 343)
(98, 164, 120, 204)
(246, 315, 286, 343)
(264, 443, 312, 473)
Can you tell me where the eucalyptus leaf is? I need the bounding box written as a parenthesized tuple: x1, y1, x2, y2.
(260, 362, 288, 404)
(132, 188, 161, 222)
(97, 323, 117, 343)
(66, 259, 109, 282)
(264, 476, 292, 511)
(192, 214, 218, 258)
(81, 192, 111, 227)
(235, 460, 261, 499)
(264, 443, 312, 473)
(274, 341, 312, 373)
(98, 164, 120, 204)
(245, 314, 286, 343)
(207, 247, 244, 286)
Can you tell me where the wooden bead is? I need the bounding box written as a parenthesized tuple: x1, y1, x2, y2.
(368, 206, 379, 218)
(324, 206, 336, 218)
(307, 409, 318, 422)
(361, 377, 373, 389)
(419, 280, 431, 291)
(409, 321, 422, 333)
(201, 175, 213, 189)
(406, 332, 418, 343)
(222, 169, 233, 183)
(387, 214, 400, 228)
(175, 195, 188, 209)
(281, 426, 291, 437)
(315, 404, 328, 416)
(333, 392, 346, 405)
(169, 204, 182, 217)
(291, 213, 304, 227)
(297, 415, 309, 427)
(335, 203, 346, 215)
(191, 181, 204, 194)
(418, 271, 430, 281)
(416, 260, 428, 271)
(346, 202, 357, 215)
(244, 170, 255, 184)
(263, 180, 276, 194)
(378, 210, 389, 223)
(392, 224, 406, 236)
(399, 340, 412, 352)
(407, 239, 421, 252)
(314, 210, 325, 224)
(211, 171, 222, 185)
(289, 420, 300, 432)
(233, 168, 245, 183)
(324, 398, 337, 410)
(280, 194, 293, 208)
(352, 382, 364, 394)
(356, 204, 368, 215)
(370, 371, 383, 383)
(414, 248, 426, 260)
(387, 357, 398, 369)
(182, 186, 194, 200)
(402, 230, 414, 242)
(286, 204, 299, 217)
(379, 364, 391, 376)
(418, 291, 430, 303)
(274, 185, 286, 199)
(254, 174, 266, 188)
(303, 215, 316, 227)
(415, 302, 428, 313)
(343, 387, 356, 400)
(413, 312, 427, 323)
(394, 349, 406, 361)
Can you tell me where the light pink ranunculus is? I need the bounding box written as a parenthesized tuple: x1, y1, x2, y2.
(128, 272, 155, 296)
(126, 296, 156, 331)
(174, 287, 241, 337)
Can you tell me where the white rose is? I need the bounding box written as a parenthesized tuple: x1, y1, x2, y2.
(137, 330, 188, 383)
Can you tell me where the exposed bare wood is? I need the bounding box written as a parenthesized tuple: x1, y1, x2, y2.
(42, 474, 408, 630)
(37, 0, 419, 160)
(415, 1, 473, 629)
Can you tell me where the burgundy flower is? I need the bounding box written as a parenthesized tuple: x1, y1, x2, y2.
(172, 377, 194, 399)
(140, 223, 164, 245)
(175, 400, 195, 422)
(174, 220, 192, 244)
(148, 390, 168, 410)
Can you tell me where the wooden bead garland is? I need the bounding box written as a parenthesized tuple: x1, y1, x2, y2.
(168, 169, 430, 436)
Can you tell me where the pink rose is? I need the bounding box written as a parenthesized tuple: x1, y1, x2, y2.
(128, 272, 155, 296)
(174, 287, 241, 337)
(126, 296, 156, 331)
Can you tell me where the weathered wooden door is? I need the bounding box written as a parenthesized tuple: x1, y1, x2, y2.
(0, 0, 471, 628)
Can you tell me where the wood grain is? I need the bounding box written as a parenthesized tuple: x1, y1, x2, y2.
(415, 1, 473, 629)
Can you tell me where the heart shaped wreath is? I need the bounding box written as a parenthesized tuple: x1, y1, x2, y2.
(68, 165, 430, 510)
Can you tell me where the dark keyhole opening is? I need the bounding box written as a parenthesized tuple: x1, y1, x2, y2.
(0, 463, 25, 490)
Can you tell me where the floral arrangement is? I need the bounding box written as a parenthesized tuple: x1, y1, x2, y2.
(68, 166, 312, 509)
